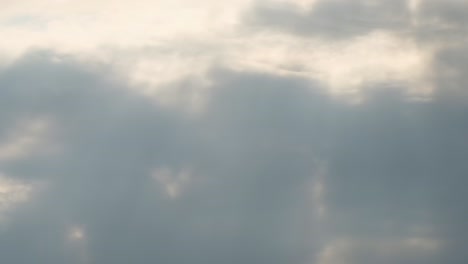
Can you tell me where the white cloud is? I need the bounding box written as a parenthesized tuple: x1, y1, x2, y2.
(228, 30, 434, 102)
(0, 0, 440, 106)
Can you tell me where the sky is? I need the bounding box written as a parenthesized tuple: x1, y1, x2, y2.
(0, 0, 468, 263)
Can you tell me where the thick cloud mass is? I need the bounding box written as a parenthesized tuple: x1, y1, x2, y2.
(0, 50, 467, 264)
(1, 1, 468, 264)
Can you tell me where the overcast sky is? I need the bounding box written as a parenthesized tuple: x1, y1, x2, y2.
(0, 0, 468, 263)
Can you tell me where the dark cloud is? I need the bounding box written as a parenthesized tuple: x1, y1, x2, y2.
(0, 49, 468, 264)
(0, 52, 319, 264)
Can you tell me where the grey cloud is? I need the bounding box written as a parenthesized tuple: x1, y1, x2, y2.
(0, 53, 318, 264)
(244, 0, 468, 41)
(418, 0, 468, 28)
(409, 0, 468, 43)
(432, 45, 468, 100)
(244, 0, 410, 39)
(0, 50, 468, 264)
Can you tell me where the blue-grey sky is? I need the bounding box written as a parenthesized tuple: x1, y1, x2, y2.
(0, 1, 467, 263)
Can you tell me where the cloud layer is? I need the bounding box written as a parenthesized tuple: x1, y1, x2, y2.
(1, 1, 468, 264)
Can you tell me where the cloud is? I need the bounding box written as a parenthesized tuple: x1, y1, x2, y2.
(0, 49, 467, 264)
(244, 0, 468, 42)
(245, 0, 411, 39)
(0, 0, 435, 103)
(1, 1, 468, 264)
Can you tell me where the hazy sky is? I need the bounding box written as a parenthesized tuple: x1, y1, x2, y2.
(1, 0, 468, 263)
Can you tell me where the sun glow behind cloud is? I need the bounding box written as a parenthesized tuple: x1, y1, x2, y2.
(68, 226, 85, 241)
(0, 0, 440, 106)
